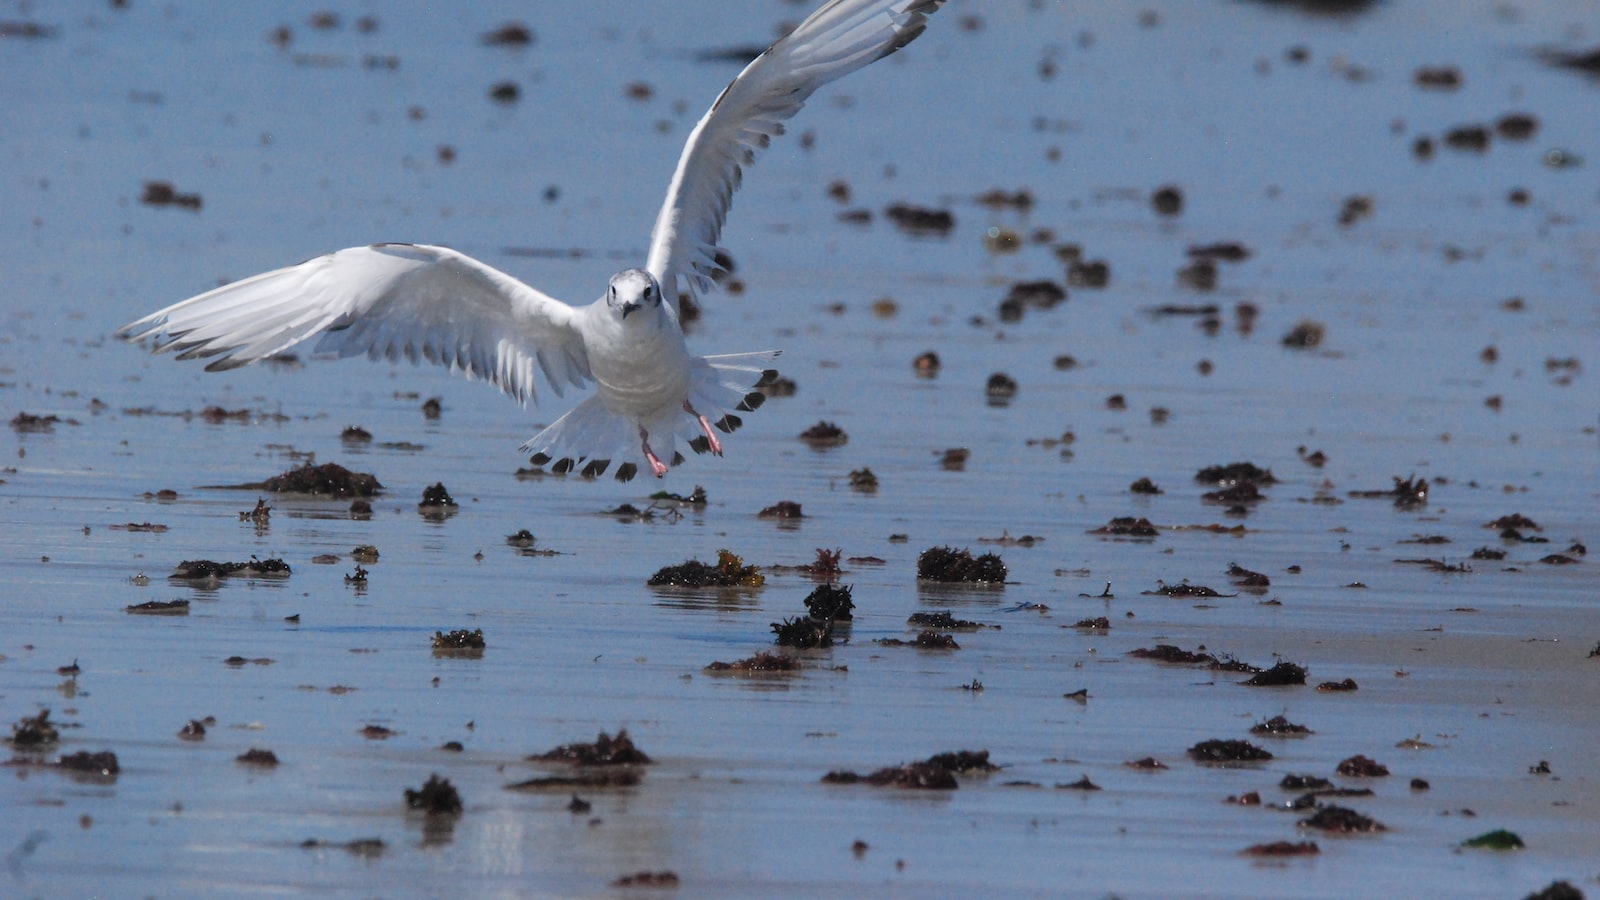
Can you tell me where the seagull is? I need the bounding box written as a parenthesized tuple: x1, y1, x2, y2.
(119, 0, 946, 482)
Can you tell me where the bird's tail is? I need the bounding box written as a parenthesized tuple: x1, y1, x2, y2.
(519, 350, 781, 482)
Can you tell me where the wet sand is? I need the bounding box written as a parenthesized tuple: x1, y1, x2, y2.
(2, 1, 1598, 896)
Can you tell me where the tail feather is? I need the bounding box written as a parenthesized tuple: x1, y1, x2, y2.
(520, 349, 780, 481)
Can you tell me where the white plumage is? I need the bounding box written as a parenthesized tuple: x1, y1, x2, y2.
(120, 0, 946, 481)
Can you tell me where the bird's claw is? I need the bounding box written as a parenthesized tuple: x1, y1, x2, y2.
(641, 429, 670, 477)
(684, 401, 723, 456)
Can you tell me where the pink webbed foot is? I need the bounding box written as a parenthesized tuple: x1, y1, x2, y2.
(640, 428, 669, 478)
(684, 401, 722, 456)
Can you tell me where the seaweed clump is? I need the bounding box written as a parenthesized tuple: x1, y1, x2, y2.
(1129, 644, 1216, 665)
(171, 558, 291, 580)
(1090, 516, 1160, 537)
(917, 546, 1007, 584)
(705, 651, 801, 673)
(1251, 715, 1313, 737)
(261, 462, 382, 498)
(419, 482, 457, 508)
(404, 774, 463, 815)
(1461, 829, 1525, 850)
(1188, 739, 1273, 763)
(803, 583, 854, 621)
(58, 750, 120, 777)
(532, 729, 652, 767)
(1195, 462, 1277, 486)
(1244, 661, 1307, 686)
(648, 550, 764, 588)
(10, 709, 59, 747)
(908, 611, 989, 630)
(822, 749, 996, 791)
(1336, 754, 1390, 777)
(772, 616, 834, 649)
(1300, 805, 1385, 833)
(875, 631, 960, 650)
(432, 629, 486, 654)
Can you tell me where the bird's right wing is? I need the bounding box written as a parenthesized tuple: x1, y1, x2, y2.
(119, 243, 592, 404)
(644, 0, 946, 315)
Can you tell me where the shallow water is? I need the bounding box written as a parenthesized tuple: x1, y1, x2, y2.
(3, 1, 1599, 897)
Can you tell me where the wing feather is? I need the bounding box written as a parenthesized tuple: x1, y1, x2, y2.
(645, 0, 945, 314)
(119, 243, 591, 405)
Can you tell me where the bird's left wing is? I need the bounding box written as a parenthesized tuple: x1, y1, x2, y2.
(645, 0, 945, 315)
(119, 243, 591, 404)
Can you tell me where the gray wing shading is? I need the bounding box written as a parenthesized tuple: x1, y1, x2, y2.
(644, 0, 945, 315)
(119, 243, 591, 404)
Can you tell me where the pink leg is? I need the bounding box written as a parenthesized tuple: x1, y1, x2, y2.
(684, 401, 722, 456)
(640, 427, 669, 477)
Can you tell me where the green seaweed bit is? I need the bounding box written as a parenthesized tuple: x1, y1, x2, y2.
(1462, 829, 1525, 850)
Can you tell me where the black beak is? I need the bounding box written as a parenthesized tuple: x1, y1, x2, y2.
(620, 301, 640, 319)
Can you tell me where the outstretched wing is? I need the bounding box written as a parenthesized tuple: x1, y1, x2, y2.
(119, 243, 591, 404)
(645, 0, 945, 315)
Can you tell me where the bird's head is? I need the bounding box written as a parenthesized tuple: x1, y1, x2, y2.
(606, 269, 663, 322)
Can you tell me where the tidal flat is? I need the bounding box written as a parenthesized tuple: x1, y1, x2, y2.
(2, 2, 1597, 896)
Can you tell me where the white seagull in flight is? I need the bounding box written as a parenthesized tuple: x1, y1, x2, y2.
(120, 0, 946, 481)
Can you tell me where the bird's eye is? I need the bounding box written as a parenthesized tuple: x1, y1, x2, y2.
(643, 284, 654, 299)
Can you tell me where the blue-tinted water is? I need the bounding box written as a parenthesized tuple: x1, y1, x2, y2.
(3, 1, 1598, 896)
